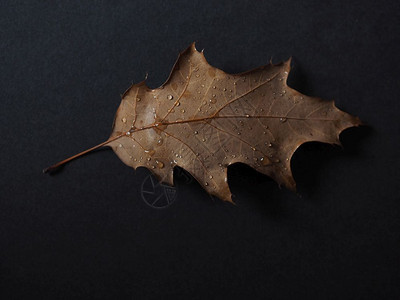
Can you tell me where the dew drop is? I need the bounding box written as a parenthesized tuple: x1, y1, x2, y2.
(205, 182, 209, 186)
(245, 114, 250, 118)
(145, 149, 155, 156)
(279, 117, 287, 123)
(194, 131, 198, 134)
(156, 160, 164, 169)
(167, 94, 173, 100)
(209, 175, 213, 179)
(261, 157, 270, 165)
(122, 117, 127, 123)
(126, 131, 131, 136)
(157, 138, 163, 145)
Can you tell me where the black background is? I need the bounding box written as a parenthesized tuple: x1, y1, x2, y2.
(1, 1, 399, 299)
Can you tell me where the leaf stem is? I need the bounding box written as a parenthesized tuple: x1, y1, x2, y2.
(43, 133, 124, 173)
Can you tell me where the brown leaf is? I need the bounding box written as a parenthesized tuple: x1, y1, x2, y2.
(45, 43, 361, 203)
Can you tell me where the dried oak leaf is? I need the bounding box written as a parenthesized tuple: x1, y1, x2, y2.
(46, 43, 361, 202)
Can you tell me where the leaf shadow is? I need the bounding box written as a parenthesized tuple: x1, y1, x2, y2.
(291, 125, 372, 198)
(228, 163, 288, 217)
(225, 125, 371, 215)
(172, 166, 217, 205)
(286, 59, 314, 96)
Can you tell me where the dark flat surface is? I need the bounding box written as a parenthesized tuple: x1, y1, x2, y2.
(1, 1, 399, 299)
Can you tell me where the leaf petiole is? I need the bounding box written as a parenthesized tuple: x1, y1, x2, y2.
(43, 133, 125, 174)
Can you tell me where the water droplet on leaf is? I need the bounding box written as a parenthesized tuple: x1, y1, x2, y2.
(156, 160, 164, 169)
